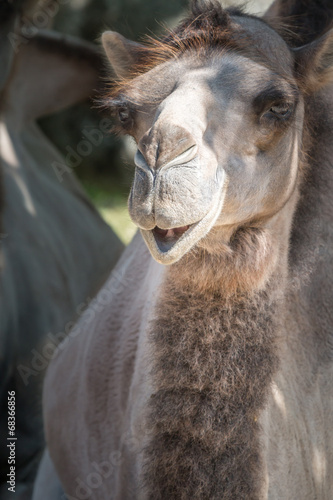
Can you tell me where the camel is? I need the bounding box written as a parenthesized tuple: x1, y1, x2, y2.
(33, 0, 333, 498)
(0, 1, 123, 498)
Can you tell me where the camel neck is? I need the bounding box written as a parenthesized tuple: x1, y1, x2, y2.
(142, 265, 283, 499)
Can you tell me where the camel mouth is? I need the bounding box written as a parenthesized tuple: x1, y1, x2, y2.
(152, 224, 193, 252)
(140, 170, 227, 265)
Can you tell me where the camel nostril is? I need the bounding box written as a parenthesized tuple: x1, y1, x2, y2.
(134, 149, 150, 170)
(134, 143, 197, 172)
(137, 123, 197, 170)
(161, 144, 197, 169)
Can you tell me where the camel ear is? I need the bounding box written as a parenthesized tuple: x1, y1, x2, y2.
(293, 29, 333, 93)
(264, 0, 333, 47)
(101, 31, 144, 78)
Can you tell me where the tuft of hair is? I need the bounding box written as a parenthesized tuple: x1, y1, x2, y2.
(101, 1, 253, 109)
(190, 0, 230, 27)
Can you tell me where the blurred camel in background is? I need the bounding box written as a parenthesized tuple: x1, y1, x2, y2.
(0, 1, 123, 498)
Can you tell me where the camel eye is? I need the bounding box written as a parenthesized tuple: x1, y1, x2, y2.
(118, 106, 131, 124)
(268, 103, 292, 119)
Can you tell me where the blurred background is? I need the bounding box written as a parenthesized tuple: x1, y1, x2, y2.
(39, 0, 272, 245)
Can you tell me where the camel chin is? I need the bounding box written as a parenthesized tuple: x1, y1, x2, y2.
(140, 174, 227, 265)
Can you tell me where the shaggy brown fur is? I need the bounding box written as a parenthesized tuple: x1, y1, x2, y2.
(183, 226, 279, 296)
(143, 265, 282, 499)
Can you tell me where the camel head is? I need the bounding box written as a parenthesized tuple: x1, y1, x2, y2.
(102, 0, 333, 265)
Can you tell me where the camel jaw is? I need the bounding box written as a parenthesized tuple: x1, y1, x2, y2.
(140, 176, 227, 265)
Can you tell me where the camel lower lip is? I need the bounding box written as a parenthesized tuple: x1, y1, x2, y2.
(153, 224, 192, 252)
(140, 170, 226, 265)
